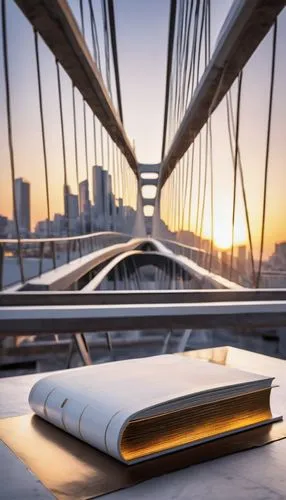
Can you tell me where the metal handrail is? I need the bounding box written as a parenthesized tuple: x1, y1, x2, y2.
(158, 237, 207, 254)
(0, 231, 131, 244)
(1, 300, 286, 335)
(158, 237, 249, 286)
(0, 231, 132, 290)
(1, 289, 286, 307)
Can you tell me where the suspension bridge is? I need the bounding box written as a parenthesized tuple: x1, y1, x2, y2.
(1, 0, 286, 368)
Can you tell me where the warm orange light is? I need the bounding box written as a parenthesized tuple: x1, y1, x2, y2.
(213, 216, 247, 250)
(121, 389, 271, 461)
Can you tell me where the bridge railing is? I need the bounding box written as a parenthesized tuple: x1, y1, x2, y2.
(0, 231, 131, 291)
(158, 238, 250, 287)
(1, 297, 286, 369)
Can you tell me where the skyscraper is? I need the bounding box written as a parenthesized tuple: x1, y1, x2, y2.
(63, 185, 79, 220)
(14, 177, 31, 234)
(79, 180, 91, 232)
(79, 180, 90, 215)
(92, 165, 112, 216)
(68, 194, 79, 220)
(63, 184, 70, 219)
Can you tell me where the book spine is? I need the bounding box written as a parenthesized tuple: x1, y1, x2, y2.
(29, 378, 120, 455)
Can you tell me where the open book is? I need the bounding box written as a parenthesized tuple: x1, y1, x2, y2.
(29, 354, 281, 464)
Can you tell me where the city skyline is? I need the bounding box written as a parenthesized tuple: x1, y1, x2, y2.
(0, 164, 137, 237)
(1, 169, 285, 268)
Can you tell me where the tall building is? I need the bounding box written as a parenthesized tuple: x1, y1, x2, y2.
(0, 215, 8, 238)
(53, 213, 66, 236)
(79, 180, 91, 231)
(63, 184, 70, 220)
(92, 165, 112, 216)
(79, 180, 90, 214)
(14, 177, 31, 234)
(68, 194, 79, 220)
(63, 185, 79, 220)
(275, 242, 286, 261)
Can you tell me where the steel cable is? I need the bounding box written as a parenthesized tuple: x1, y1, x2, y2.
(88, 0, 101, 70)
(161, 0, 177, 159)
(56, 60, 70, 241)
(208, 115, 214, 271)
(72, 84, 84, 242)
(34, 30, 51, 237)
(188, 142, 195, 234)
(229, 71, 243, 280)
(101, 0, 112, 97)
(256, 20, 277, 288)
(226, 91, 255, 285)
(107, 0, 124, 122)
(1, 0, 25, 283)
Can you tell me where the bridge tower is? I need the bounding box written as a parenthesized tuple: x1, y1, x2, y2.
(138, 163, 160, 235)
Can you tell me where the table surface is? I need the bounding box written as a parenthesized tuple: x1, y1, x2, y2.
(1, 346, 286, 500)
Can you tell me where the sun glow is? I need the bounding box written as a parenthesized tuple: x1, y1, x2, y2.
(213, 217, 247, 250)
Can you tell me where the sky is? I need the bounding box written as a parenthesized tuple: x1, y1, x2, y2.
(0, 0, 286, 258)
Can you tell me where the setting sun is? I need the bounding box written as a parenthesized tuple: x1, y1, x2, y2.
(213, 217, 247, 250)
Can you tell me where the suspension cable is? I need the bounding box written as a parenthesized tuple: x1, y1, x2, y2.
(101, 0, 112, 97)
(56, 59, 70, 237)
(187, 0, 200, 105)
(88, 0, 101, 70)
(180, 149, 190, 230)
(188, 142, 195, 233)
(256, 20, 277, 288)
(107, 0, 124, 123)
(161, 0, 177, 160)
(208, 115, 214, 271)
(93, 114, 97, 166)
(199, 121, 209, 249)
(34, 29, 51, 237)
(180, 0, 194, 120)
(194, 0, 206, 95)
(72, 84, 84, 238)
(229, 71, 243, 280)
(226, 90, 255, 285)
(79, 0, 85, 37)
(195, 132, 202, 237)
(198, 0, 210, 253)
(175, 0, 187, 125)
(172, 1, 183, 135)
(1, 0, 25, 283)
(82, 101, 93, 232)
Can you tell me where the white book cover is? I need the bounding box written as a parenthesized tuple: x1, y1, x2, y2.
(29, 354, 277, 464)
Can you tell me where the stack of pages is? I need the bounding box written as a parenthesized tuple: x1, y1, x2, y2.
(29, 354, 280, 464)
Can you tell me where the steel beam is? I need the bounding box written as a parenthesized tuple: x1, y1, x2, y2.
(142, 198, 155, 207)
(139, 163, 161, 175)
(159, 0, 286, 186)
(1, 289, 286, 307)
(141, 178, 158, 187)
(14, 0, 137, 175)
(1, 301, 286, 335)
